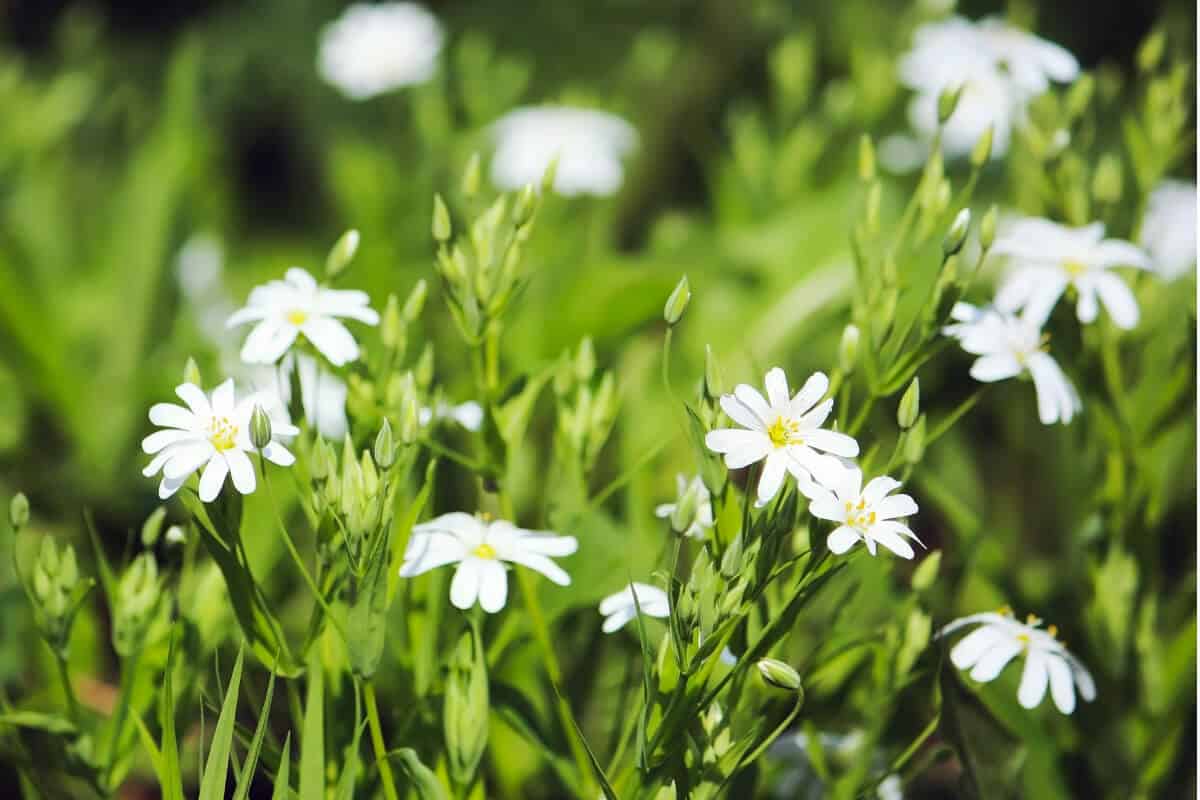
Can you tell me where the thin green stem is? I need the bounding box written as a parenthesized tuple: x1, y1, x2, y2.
(419, 437, 483, 471)
(363, 680, 399, 800)
(926, 387, 987, 448)
(53, 651, 80, 724)
(105, 649, 141, 787)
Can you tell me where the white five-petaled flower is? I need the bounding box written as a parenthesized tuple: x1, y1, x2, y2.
(598, 582, 670, 634)
(142, 380, 298, 502)
(317, 2, 443, 100)
(419, 400, 484, 432)
(490, 106, 638, 197)
(399, 512, 578, 613)
(943, 303, 1080, 425)
(227, 267, 380, 367)
(939, 608, 1096, 714)
(993, 217, 1151, 330)
(808, 468, 922, 559)
(705, 368, 859, 506)
(654, 473, 714, 539)
(1140, 179, 1197, 281)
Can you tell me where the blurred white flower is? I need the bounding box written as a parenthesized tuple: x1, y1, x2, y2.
(142, 380, 298, 502)
(939, 608, 1096, 714)
(877, 775, 904, 800)
(993, 217, 1151, 329)
(705, 368, 858, 506)
(399, 513, 577, 613)
(255, 354, 350, 440)
(654, 473, 714, 539)
(419, 400, 484, 432)
(1140, 179, 1197, 280)
(808, 468, 922, 559)
(598, 582, 669, 633)
(490, 106, 638, 196)
(943, 303, 1080, 425)
(228, 267, 380, 366)
(317, 2, 443, 100)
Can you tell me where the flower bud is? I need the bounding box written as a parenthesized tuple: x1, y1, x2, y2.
(670, 483, 699, 535)
(183, 357, 202, 388)
(310, 438, 334, 481)
(432, 195, 452, 243)
(141, 506, 167, 547)
(540, 156, 560, 196)
(897, 378, 920, 430)
(325, 229, 360, 279)
(380, 293, 405, 351)
(9, 492, 29, 530)
(1065, 74, 1095, 119)
(980, 205, 998, 251)
(937, 84, 963, 124)
(838, 324, 860, 376)
(512, 183, 537, 227)
(756, 658, 803, 692)
(444, 629, 489, 786)
(415, 344, 434, 389)
(113, 554, 162, 657)
(250, 405, 272, 451)
(374, 418, 396, 471)
(403, 279, 428, 322)
(1137, 28, 1166, 73)
(903, 414, 926, 464)
(461, 153, 482, 199)
(857, 134, 876, 182)
(911, 550, 941, 591)
(704, 345, 723, 399)
(970, 125, 993, 167)
(575, 337, 596, 382)
(1092, 153, 1123, 204)
(942, 208, 971, 257)
(663, 275, 691, 326)
(164, 525, 187, 546)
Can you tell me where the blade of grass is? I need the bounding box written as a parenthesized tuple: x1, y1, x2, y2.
(299, 646, 325, 800)
(232, 661, 277, 800)
(271, 733, 292, 800)
(198, 646, 244, 800)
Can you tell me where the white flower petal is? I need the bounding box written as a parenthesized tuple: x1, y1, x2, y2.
(211, 379, 236, 416)
(969, 637, 1022, 682)
(449, 559, 482, 610)
(400, 531, 466, 577)
(1047, 652, 1076, 713)
(1027, 352, 1079, 425)
(789, 371, 829, 416)
(142, 429, 195, 454)
(803, 429, 859, 458)
(301, 317, 361, 366)
(477, 560, 509, 613)
(756, 453, 788, 505)
(969, 353, 1022, 383)
(148, 403, 196, 431)
(262, 441, 296, 467)
(950, 626, 1001, 669)
(225, 449, 257, 495)
(601, 606, 637, 634)
(241, 320, 300, 364)
(1017, 648, 1050, 709)
(827, 525, 859, 554)
(1092, 271, 1140, 329)
(706, 429, 770, 469)
(731, 384, 772, 427)
(875, 493, 918, 520)
(175, 383, 211, 416)
(870, 526, 916, 559)
(198, 456, 230, 503)
(163, 442, 215, 480)
(862, 475, 901, 506)
(763, 367, 790, 408)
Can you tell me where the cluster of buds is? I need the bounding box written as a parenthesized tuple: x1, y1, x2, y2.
(553, 337, 618, 471)
(112, 553, 163, 657)
(312, 434, 399, 572)
(28, 537, 92, 656)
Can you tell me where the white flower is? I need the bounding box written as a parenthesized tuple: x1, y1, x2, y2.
(418, 400, 484, 432)
(258, 353, 349, 440)
(943, 303, 1081, 425)
(654, 474, 714, 539)
(399, 513, 578, 613)
(598, 582, 670, 633)
(808, 468, 922, 559)
(1140, 179, 1197, 281)
(993, 217, 1151, 329)
(938, 608, 1096, 714)
(705, 368, 859, 506)
(317, 2, 443, 100)
(142, 380, 298, 502)
(490, 106, 638, 197)
(227, 267, 380, 367)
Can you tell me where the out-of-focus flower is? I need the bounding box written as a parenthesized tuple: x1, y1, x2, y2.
(993, 217, 1151, 329)
(399, 513, 577, 613)
(598, 582, 670, 633)
(655, 473, 714, 539)
(253, 354, 350, 441)
(142, 380, 298, 502)
(943, 303, 1080, 425)
(705, 368, 858, 506)
(490, 106, 638, 196)
(317, 2, 443, 100)
(1140, 179, 1197, 280)
(808, 468, 922, 559)
(939, 608, 1096, 714)
(419, 400, 484, 432)
(228, 267, 380, 366)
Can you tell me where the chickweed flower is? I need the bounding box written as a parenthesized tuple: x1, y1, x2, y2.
(419, 400, 484, 432)
(808, 468, 922, 559)
(400, 513, 578, 613)
(317, 3, 443, 100)
(227, 267, 380, 367)
(490, 106, 638, 197)
(943, 303, 1081, 425)
(142, 380, 298, 502)
(598, 582, 670, 633)
(993, 217, 1151, 330)
(1139, 180, 1197, 281)
(655, 474, 714, 540)
(939, 608, 1096, 714)
(705, 368, 859, 506)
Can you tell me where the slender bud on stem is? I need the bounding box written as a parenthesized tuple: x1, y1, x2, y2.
(326, 229, 360, 279)
(10, 492, 29, 530)
(433, 195, 452, 242)
(374, 418, 396, 470)
(756, 658, 804, 692)
(404, 279, 428, 321)
(250, 405, 272, 451)
(898, 378, 920, 430)
(943, 208, 971, 257)
(980, 205, 998, 251)
(937, 85, 963, 124)
(461, 154, 482, 199)
(183, 357, 202, 388)
(858, 134, 876, 182)
(970, 125, 994, 167)
(839, 324, 860, 375)
(664, 275, 691, 326)
(704, 345, 724, 399)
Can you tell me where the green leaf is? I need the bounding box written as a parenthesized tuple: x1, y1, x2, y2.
(232, 662, 277, 800)
(160, 626, 184, 800)
(550, 682, 620, 800)
(393, 748, 448, 800)
(299, 647, 325, 800)
(0, 710, 77, 735)
(198, 646, 244, 800)
(271, 734, 292, 800)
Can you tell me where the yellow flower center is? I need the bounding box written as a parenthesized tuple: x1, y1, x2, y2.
(844, 498, 874, 529)
(286, 309, 308, 325)
(767, 416, 801, 448)
(472, 543, 497, 559)
(1016, 633, 1030, 647)
(209, 416, 239, 451)
(1062, 259, 1087, 278)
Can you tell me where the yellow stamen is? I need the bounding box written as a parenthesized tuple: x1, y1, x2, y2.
(1026, 613, 1037, 625)
(997, 604, 1013, 616)
(1047, 624, 1058, 638)
(844, 501, 853, 513)
(472, 543, 497, 559)
(286, 309, 308, 325)
(208, 417, 238, 451)
(766, 416, 801, 448)
(1062, 259, 1087, 278)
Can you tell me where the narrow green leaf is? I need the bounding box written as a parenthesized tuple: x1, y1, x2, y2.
(160, 626, 185, 800)
(550, 683, 620, 800)
(393, 748, 448, 800)
(271, 734, 292, 800)
(232, 663, 277, 800)
(0, 711, 77, 735)
(299, 647, 325, 800)
(198, 646, 244, 800)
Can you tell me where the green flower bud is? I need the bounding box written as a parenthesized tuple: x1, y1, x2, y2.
(183, 357, 203, 388)
(432, 194, 452, 242)
(310, 438, 334, 481)
(663, 275, 691, 326)
(720, 533, 743, 579)
(9, 492, 30, 530)
(540, 156, 560, 195)
(903, 414, 926, 465)
(164, 525, 186, 546)
(943, 208, 971, 257)
(113, 554, 162, 657)
(380, 293, 405, 352)
(937, 84, 963, 124)
(1137, 28, 1167, 73)
(325, 229, 360, 279)
(141, 506, 167, 547)
(858, 134, 876, 182)
(374, 419, 395, 471)
(911, 550, 941, 591)
(838, 324, 860, 376)
(970, 125, 994, 167)
(575, 337, 596, 382)
(704, 345, 723, 399)
(250, 405, 272, 451)
(415, 344, 434, 389)
(1092, 153, 1123, 204)
(756, 658, 804, 692)
(444, 629, 489, 786)
(670, 483, 699, 535)
(461, 153, 482, 198)
(898, 378, 920, 430)
(403, 279, 428, 321)
(1065, 74, 1095, 119)
(865, 182, 882, 235)
(980, 205, 998, 251)
(512, 183, 538, 227)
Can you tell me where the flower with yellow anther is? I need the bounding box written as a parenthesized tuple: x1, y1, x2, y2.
(808, 468, 922, 559)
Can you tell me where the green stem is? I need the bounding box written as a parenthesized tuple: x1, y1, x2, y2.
(925, 387, 986, 448)
(105, 649, 141, 787)
(363, 680, 399, 800)
(847, 395, 877, 438)
(53, 651, 80, 725)
(661, 326, 675, 400)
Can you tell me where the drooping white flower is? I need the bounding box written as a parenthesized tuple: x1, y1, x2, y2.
(654, 473, 714, 539)
(490, 106, 638, 197)
(1140, 179, 1197, 281)
(317, 2, 443, 100)
(142, 380, 298, 502)
(808, 468, 922, 559)
(993, 217, 1151, 329)
(943, 303, 1081, 425)
(418, 400, 484, 432)
(399, 513, 577, 613)
(258, 353, 350, 440)
(938, 608, 1096, 714)
(598, 582, 670, 633)
(705, 368, 859, 506)
(227, 267, 380, 367)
